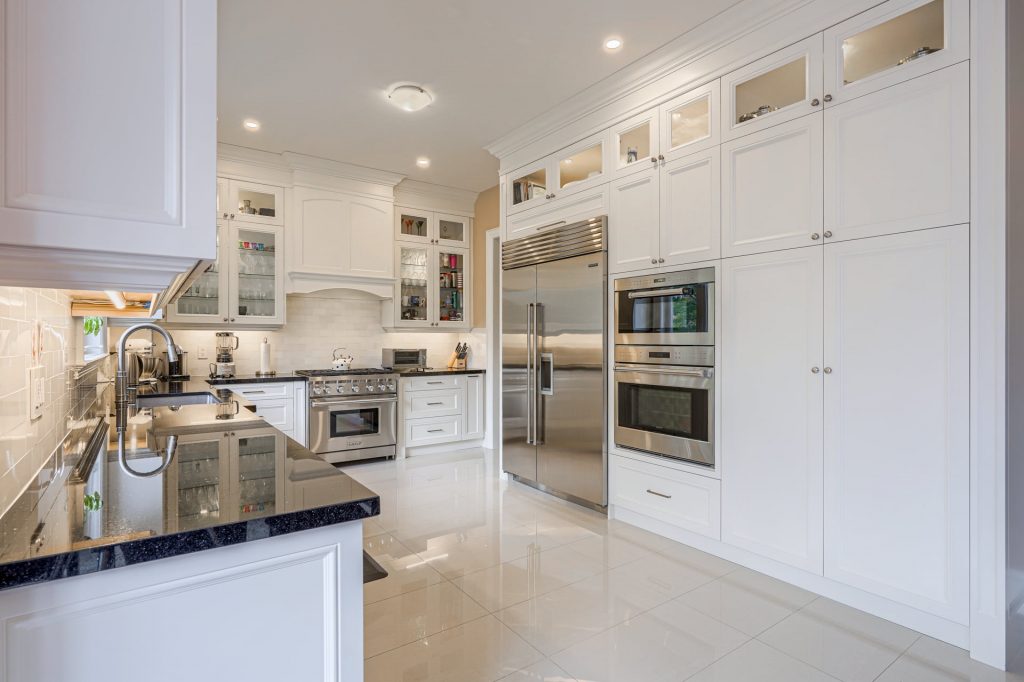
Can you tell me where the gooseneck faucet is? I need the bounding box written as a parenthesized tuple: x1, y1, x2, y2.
(116, 323, 179, 410)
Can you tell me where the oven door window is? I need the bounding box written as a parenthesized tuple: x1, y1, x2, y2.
(617, 381, 709, 442)
(330, 407, 380, 438)
(618, 285, 708, 335)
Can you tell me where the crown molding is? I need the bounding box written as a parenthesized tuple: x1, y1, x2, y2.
(394, 179, 479, 215)
(217, 143, 405, 188)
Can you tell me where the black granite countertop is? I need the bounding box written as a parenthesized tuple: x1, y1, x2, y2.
(0, 378, 379, 592)
(395, 368, 486, 377)
(206, 372, 308, 386)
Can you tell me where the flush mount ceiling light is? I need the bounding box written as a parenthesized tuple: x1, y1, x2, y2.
(416, 157, 431, 168)
(388, 84, 433, 112)
(604, 37, 623, 51)
(243, 118, 261, 131)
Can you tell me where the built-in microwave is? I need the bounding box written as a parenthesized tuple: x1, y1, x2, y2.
(614, 267, 714, 346)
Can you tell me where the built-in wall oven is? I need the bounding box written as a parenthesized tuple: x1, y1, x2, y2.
(614, 267, 714, 346)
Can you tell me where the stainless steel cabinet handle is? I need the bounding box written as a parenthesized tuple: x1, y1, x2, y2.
(534, 220, 567, 232)
(426, 402, 443, 406)
(811, 233, 821, 240)
(824, 367, 833, 374)
(811, 367, 820, 374)
(811, 98, 821, 107)
(646, 489, 672, 499)
(824, 94, 833, 103)
(427, 381, 444, 385)
(823, 230, 833, 238)
(427, 429, 444, 433)
(242, 390, 265, 395)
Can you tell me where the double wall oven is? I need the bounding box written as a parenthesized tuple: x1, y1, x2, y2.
(613, 268, 716, 467)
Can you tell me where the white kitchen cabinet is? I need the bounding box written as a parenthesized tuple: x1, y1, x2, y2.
(608, 109, 661, 179)
(222, 180, 285, 226)
(390, 243, 471, 329)
(0, 0, 217, 293)
(504, 184, 609, 242)
(508, 133, 605, 215)
(464, 374, 484, 440)
(288, 186, 393, 290)
(659, 80, 720, 162)
(823, 62, 969, 242)
(228, 381, 307, 446)
(610, 454, 721, 540)
(404, 388, 463, 419)
(609, 168, 660, 273)
(720, 247, 824, 573)
(722, 113, 823, 257)
(721, 34, 824, 141)
(399, 374, 484, 454)
(167, 220, 286, 326)
(823, 0, 969, 106)
(823, 224, 969, 623)
(396, 207, 471, 248)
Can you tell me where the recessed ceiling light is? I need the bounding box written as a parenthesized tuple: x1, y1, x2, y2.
(416, 157, 431, 168)
(243, 118, 261, 131)
(604, 37, 623, 51)
(562, 158, 573, 164)
(388, 84, 433, 112)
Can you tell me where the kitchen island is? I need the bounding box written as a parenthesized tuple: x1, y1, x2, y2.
(0, 379, 379, 682)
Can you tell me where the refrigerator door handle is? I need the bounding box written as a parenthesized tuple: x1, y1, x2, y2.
(533, 303, 544, 445)
(526, 303, 534, 445)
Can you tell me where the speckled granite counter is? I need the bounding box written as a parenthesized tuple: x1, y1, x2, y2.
(205, 372, 308, 386)
(0, 379, 379, 592)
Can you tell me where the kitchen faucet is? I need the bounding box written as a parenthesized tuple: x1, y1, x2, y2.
(115, 323, 179, 412)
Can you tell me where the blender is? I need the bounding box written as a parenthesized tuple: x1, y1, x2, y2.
(209, 331, 239, 378)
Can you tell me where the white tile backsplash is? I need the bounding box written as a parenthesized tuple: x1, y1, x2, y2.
(164, 289, 487, 375)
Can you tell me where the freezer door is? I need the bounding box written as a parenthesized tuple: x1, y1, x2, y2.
(502, 265, 537, 481)
(536, 253, 607, 506)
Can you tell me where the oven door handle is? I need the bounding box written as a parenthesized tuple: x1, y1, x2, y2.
(626, 287, 684, 299)
(614, 364, 713, 378)
(311, 396, 399, 409)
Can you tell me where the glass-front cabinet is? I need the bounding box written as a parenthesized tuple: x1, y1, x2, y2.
(391, 242, 470, 329)
(508, 133, 605, 214)
(219, 179, 284, 226)
(824, 0, 967, 104)
(659, 80, 720, 161)
(395, 208, 470, 248)
(436, 247, 468, 327)
(229, 429, 286, 521)
(397, 243, 431, 327)
(169, 221, 230, 323)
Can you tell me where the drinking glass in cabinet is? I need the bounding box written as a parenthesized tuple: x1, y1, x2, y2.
(734, 56, 807, 124)
(560, 143, 603, 189)
(400, 213, 429, 239)
(438, 219, 465, 243)
(512, 168, 546, 206)
(841, 0, 944, 85)
(237, 188, 276, 217)
(669, 96, 711, 149)
(618, 122, 651, 167)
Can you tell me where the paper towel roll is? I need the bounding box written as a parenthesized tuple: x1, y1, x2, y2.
(259, 337, 271, 374)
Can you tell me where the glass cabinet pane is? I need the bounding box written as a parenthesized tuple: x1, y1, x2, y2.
(438, 218, 466, 243)
(174, 226, 222, 318)
(512, 168, 547, 206)
(399, 245, 430, 323)
(841, 0, 944, 85)
(734, 56, 807, 124)
(175, 438, 223, 531)
(236, 187, 278, 219)
(560, 142, 603, 189)
(236, 227, 278, 320)
(399, 212, 429, 239)
(437, 250, 466, 324)
(618, 122, 651, 168)
(236, 434, 277, 519)
(669, 96, 711, 150)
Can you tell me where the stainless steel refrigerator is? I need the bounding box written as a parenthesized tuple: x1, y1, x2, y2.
(501, 216, 607, 509)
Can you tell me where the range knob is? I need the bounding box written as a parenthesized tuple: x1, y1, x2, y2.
(366, 382, 376, 392)
(350, 384, 360, 393)
(312, 384, 324, 395)
(386, 381, 395, 391)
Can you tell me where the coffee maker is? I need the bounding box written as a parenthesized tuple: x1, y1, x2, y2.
(209, 331, 239, 378)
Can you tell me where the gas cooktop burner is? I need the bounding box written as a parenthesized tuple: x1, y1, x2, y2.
(294, 368, 389, 377)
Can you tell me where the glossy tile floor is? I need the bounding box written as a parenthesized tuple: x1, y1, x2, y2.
(345, 449, 1020, 682)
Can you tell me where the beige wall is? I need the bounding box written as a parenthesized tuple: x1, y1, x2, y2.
(472, 185, 500, 326)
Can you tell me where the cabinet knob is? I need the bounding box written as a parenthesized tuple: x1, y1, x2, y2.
(811, 233, 821, 240)
(650, 157, 658, 164)
(230, 213, 236, 219)
(811, 98, 821, 107)
(823, 230, 833, 238)
(658, 258, 665, 263)
(222, 212, 229, 219)
(824, 367, 833, 374)
(658, 154, 665, 161)
(230, 317, 236, 322)
(651, 258, 658, 264)
(223, 317, 228, 322)
(811, 366, 820, 374)
(824, 94, 833, 103)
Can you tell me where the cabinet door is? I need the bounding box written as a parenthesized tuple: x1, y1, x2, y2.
(659, 80, 720, 162)
(609, 168, 660, 274)
(229, 180, 284, 226)
(824, 62, 968, 242)
(217, 178, 230, 220)
(721, 248, 824, 573)
(436, 246, 470, 328)
(660, 147, 720, 266)
(0, 0, 216, 264)
(823, 0, 968, 106)
(230, 428, 286, 521)
(396, 208, 432, 244)
(722, 114, 824, 257)
(167, 432, 230, 533)
(348, 197, 394, 279)
(464, 374, 484, 440)
(505, 185, 609, 241)
(721, 34, 823, 140)
(823, 225, 969, 623)
(553, 132, 606, 200)
(436, 213, 471, 248)
(230, 223, 285, 325)
(609, 109, 660, 179)
(167, 221, 231, 324)
(395, 243, 432, 328)
(290, 188, 393, 281)
(508, 158, 554, 215)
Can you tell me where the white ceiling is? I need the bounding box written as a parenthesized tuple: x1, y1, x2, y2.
(217, 0, 744, 193)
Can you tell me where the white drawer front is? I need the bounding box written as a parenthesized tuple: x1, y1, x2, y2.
(404, 388, 463, 419)
(611, 455, 721, 539)
(229, 382, 295, 399)
(250, 397, 294, 433)
(404, 375, 465, 392)
(405, 415, 463, 447)
(505, 185, 609, 241)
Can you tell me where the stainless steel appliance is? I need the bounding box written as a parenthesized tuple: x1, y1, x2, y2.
(210, 331, 239, 378)
(382, 348, 427, 371)
(296, 369, 399, 464)
(502, 216, 607, 509)
(614, 267, 715, 346)
(613, 345, 715, 466)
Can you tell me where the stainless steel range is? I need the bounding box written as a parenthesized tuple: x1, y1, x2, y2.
(295, 369, 399, 464)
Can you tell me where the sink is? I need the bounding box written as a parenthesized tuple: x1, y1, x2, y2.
(135, 393, 221, 408)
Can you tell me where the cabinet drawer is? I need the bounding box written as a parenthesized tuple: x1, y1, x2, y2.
(611, 455, 720, 539)
(404, 375, 465, 392)
(249, 398, 294, 432)
(404, 388, 463, 419)
(405, 415, 463, 447)
(505, 185, 609, 241)
(229, 383, 295, 399)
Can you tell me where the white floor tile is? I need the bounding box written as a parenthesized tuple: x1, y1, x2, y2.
(677, 567, 817, 636)
(564, 533, 655, 569)
(685, 639, 841, 681)
(757, 598, 919, 682)
(364, 582, 488, 658)
(875, 635, 1024, 682)
(499, 659, 577, 682)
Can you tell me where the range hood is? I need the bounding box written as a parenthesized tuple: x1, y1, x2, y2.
(69, 258, 214, 318)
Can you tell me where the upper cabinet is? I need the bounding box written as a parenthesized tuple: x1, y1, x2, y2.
(659, 80, 721, 162)
(0, 0, 217, 292)
(722, 35, 823, 140)
(609, 110, 660, 179)
(396, 208, 471, 248)
(823, 0, 968, 106)
(508, 133, 605, 214)
(220, 180, 285, 226)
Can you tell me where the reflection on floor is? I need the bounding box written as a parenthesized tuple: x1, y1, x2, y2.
(344, 448, 1019, 682)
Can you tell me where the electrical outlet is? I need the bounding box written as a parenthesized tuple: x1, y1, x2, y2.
(197, 346, 208, 360)
(28, 365, 44, 420)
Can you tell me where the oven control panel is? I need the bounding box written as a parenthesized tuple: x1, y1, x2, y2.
(613, 345, 714, 367)
(310, 375, 398, 397)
